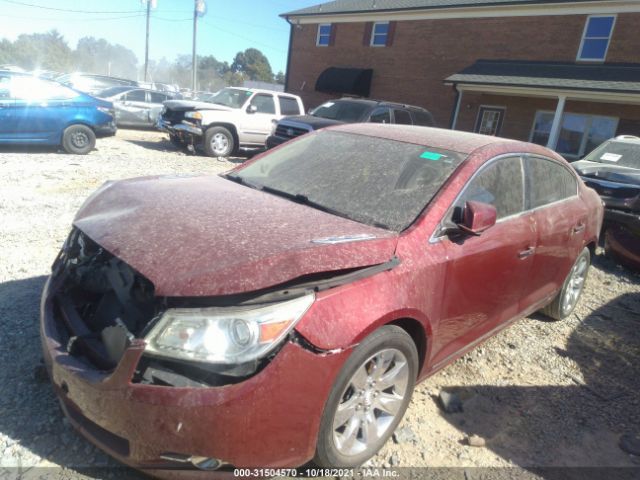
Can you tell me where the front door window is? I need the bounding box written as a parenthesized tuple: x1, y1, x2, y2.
(475, 107, 505, 136)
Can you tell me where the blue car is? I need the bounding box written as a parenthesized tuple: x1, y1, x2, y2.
(0, 71, 116, 154)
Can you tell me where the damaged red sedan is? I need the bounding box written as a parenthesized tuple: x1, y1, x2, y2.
(41, 124, 603, 474)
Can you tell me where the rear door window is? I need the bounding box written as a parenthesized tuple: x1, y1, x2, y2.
(369, 107, 391, 124)
(278, 96, 300, 115)
(525, 157, 578, 209)
(455, 156, 525, 221)
(412, 110, 435, 127)
(393, 109, 413, 125)
(148, 91, 168, 103)
(125, 90, 147, 102)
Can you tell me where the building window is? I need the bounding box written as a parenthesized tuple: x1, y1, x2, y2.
(371, 22, 389, 47)
(475, 107, 505, 136)
(578, 15, 616, 61)
(530, 111, 618, 159)
(317, 24, 332, 47)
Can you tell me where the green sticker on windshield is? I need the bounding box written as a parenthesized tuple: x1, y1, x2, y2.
(420, 151, 442, 161)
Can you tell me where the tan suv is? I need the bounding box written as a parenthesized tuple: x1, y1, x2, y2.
(158, 87, 305, 157)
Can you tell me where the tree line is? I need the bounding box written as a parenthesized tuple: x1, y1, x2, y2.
(0, 30, 284, 90)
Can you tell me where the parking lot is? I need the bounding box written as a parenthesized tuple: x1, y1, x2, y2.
(0, 129, 639, 478)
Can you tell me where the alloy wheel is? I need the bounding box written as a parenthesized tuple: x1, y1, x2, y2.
(562, 254, 588, 315)
(332, 348, 410, 456)
(210, 133, 229, 155)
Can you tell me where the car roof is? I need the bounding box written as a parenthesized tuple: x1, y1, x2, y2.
(610, 135, 640, 144)
(328, 124, 529, 155)
(328, 97, 431, 112)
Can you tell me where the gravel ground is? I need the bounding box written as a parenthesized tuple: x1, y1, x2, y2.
(0, 129, 639, 479)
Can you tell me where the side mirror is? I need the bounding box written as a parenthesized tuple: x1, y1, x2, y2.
(247, 104, 258, 114)
(458, 201, 497, 236)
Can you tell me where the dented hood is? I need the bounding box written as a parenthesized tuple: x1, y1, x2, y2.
(163, 100, 233, 112)
(73, 175, 398, 297)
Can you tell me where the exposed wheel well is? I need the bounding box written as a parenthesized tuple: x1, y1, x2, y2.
(205, 123, 239, 147)
(389, 318, 427, 376)
(586, 241, 597, 259)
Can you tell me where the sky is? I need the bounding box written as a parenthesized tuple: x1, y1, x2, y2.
(0, 0, 322, 75)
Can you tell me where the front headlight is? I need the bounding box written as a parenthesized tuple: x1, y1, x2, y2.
(144, 293, 314, 365)
(185, 111, 203, 120)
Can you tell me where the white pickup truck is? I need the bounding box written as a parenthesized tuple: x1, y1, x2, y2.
(157, 87, 305, 158)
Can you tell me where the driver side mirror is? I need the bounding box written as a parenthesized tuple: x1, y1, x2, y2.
(246, 104, 258, 114)
(458, 201, 497, 236)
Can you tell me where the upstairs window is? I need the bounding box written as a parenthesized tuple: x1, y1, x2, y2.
(371, 21, 389, 47)
(578, 15, 615, 61)
(317, 23, 332, 47)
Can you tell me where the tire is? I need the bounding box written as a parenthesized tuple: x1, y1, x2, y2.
(541, 247, 591, 321)
(62, 124, 96, 155)
(314, 325, 418, 468)
(203, 126, 235, 158)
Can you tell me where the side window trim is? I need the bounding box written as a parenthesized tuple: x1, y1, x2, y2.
(431, 153, 526, 241)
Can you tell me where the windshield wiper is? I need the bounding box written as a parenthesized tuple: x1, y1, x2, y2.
(259, 185, 390, 230)
(223, 173, 262, 191)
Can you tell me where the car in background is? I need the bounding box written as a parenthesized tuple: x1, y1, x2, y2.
(158, 87, 304, 157)
(57, 73, 139, 96)
(41, 124, 602, 472)
(0, 71, 116, 154)
(266, 97, 436, 148)
(96, 86, 180, 128)
(572, 135, 640, 271)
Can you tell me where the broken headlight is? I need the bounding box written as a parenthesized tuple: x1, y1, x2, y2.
(144, 293, 314, 365)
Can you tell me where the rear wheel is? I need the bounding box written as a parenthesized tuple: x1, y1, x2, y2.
(541, 247, 590, 320)
(314, 325, 418, 467)
(62, 124, 96, 155)
(203, 126, 235, 158)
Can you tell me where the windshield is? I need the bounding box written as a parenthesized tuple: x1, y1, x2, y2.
(96, 86, 131, 98)
(583, 140, 640, 169)
(311, 100, 371, 122)
(207, 87, 252, 108)
(230, 130, 466, 231)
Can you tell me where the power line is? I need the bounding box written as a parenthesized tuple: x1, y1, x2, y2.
(0, 12, 147, 22)
(0, 0, 145, 14)
(202, 20, 287, 54)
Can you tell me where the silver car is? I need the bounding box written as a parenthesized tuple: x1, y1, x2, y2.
(96, 87, 179, 128)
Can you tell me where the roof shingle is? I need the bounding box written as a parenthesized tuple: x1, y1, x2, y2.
(283, 0, 603, 17)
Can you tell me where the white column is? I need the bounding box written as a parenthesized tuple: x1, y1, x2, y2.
(547, 95, 567, 150)
(451, 88, 463, 130)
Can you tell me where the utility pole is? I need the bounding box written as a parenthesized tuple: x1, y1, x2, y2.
(191, 0, 197, 91)
(144, 0, 151, 81)
(192, 0, 206, 92)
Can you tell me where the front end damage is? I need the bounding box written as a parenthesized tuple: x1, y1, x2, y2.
(41, 228, 397, 471)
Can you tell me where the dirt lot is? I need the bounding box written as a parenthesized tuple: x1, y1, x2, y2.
(0, 129, 639, 479)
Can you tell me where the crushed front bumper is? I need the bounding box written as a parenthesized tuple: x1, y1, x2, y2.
(40, 275, 350, 473)
(157, 119, 203, 138)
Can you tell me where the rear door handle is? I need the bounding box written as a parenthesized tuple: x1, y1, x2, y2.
(518, 247, 535, 259)
(572, 223, 586, 235)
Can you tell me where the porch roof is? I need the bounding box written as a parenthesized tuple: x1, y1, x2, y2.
(445, 60, 640, 94)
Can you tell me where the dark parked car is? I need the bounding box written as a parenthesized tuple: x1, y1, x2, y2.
(572, 135, 640, 271)
(57, 73, 139, 96)
(41, 125, 602, 473)
(0, 71, 116, 154)
(266, 97, 436, 148)
(96, 87, 180, 128)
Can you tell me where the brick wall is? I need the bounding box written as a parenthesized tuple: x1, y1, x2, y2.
(286, 13, 640, 126)
(456, 93, 640, 141)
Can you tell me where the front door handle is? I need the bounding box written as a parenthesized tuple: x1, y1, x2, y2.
(518, 247, 535, 259)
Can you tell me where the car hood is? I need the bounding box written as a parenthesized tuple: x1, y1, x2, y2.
(73, 174, 398, 297)
(163, 100, 234, 112)
(282, 114, 345, 130)
(573, 160, 640, 186)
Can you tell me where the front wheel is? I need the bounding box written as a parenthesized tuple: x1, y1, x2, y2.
(203, 126, 235, 158)
(541, 247, 591, 320)
(314, 325, 418, 467)
(62, 124, 96, 155)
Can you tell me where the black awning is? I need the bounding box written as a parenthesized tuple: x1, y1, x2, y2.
(445, 60, 640, 94)
(315, 67, 373, 97)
